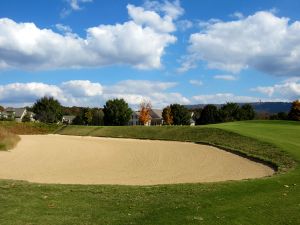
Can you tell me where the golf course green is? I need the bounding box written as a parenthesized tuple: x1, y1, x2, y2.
(0, 120, 299, 225)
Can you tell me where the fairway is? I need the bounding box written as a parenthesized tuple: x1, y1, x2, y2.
(0, 134, 273, 185)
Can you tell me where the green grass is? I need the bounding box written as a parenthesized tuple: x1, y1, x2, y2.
(0, 121, 63, 135)
(0, 121, 299, 225)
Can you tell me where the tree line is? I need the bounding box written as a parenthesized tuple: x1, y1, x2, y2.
(1, 97, 300, 125)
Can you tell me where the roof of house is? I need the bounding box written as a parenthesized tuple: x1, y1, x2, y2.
(132, 111, 140, 117)
(5, 108, 26, 118)
(149, 109, 163, 119)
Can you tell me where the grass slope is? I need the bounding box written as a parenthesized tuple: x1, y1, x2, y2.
(0, 127, 20, 150)
(0, 121, 299, 225)
(0, 121, 62, 135)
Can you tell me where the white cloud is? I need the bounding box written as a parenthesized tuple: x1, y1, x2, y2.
(252, 79, 300, 100)
(214, 75, 237, 81)
(189, 80, 203, 86)
(0, 80, 189, 109)
(230, 12, 244, 19)
(181, 11, 300, 77)
(61, 80, 103, 97)
(0, 83, 65, 105)
(198, 18, 222, 28)
(143, 0, 184, 20)
(0, 3, 179, 71)
(177, 19, 193, 31)
(103, 80, 189, 108)
(127, 4, 175, 33)
(61, 0, 93, 17)
(55, 23, 72, 34)
(192, 93, 260, 104)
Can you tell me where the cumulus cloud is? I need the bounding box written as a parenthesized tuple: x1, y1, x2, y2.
(192, 93, 260, 104)
(127, 4, 175, 33)
(0, 80, 189, 108)
(0, 83, 65, 105)
(103, 80, 189, 108)
(214, 75, 237, 81)
(143, 0, 184, 20)
(61, 80, 103, 97)
(180, 11, 300, 77)
(252, 78, 300, 100)
(0, 2, 180, 71)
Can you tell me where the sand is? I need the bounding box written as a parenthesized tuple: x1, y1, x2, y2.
(0, 134, 274, 185)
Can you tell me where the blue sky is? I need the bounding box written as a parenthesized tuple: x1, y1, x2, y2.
(0, 0, 300, 108)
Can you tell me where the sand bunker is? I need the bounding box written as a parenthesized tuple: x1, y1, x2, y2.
(0, 135, 274, 185)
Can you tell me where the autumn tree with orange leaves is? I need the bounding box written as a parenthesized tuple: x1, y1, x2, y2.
(139, 101, 152, 126)
(162, 106, 173, 125)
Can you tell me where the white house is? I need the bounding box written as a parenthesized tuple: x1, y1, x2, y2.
(4, 108, 27, 122)
(0, 108, 35, 122)
(129, 109, 163, 126)
(62, 115, 76, 124)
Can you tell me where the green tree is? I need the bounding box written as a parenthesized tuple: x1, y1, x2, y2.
(197, 104, 220, 125)
(103, 99, 132, 126)
(22, 113, 31, 122)
(91, 109, 104, 126)
(288, 100, 300, 121)
(32, 96, 63, 123)
(238, 104, 255, 120)
(0, 105, 4, 112)
(219, 103, 240, 122)
(191, 108, 202, 122)
(169, 104, 191, 125)
(84, 109, 93, 125)
(72, 115, 84, 125)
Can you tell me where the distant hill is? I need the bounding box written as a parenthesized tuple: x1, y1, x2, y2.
(186, 102, 292, 114)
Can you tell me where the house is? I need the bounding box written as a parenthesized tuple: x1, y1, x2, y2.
(129, 109, 163, 126)
(4, 107, 27, 122)
(0, 111, 8, 120)
(0, 108, 35, 122)
(149, 109, 163, 125)
(128, 111, 141, 126)
(62, 115, 76, 124)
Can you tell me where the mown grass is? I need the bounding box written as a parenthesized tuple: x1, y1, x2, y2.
(0, 120, 299, 225)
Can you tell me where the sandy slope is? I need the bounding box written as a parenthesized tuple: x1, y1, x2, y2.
(0, 135, 274, 185)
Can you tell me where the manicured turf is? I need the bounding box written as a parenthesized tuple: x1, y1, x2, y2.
(0, 121, 299, 225)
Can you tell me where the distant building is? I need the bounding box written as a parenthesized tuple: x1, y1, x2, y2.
(129, 109, 195, 126)
(4, 108, 27, 122)
(128, 111, 141, 126)
(0, 111, 8, 119)
(62, 115, 76, 124)
(149, 109, 163, 125)
(0, 108, 35, 122)
(129, 109, 163, 126)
